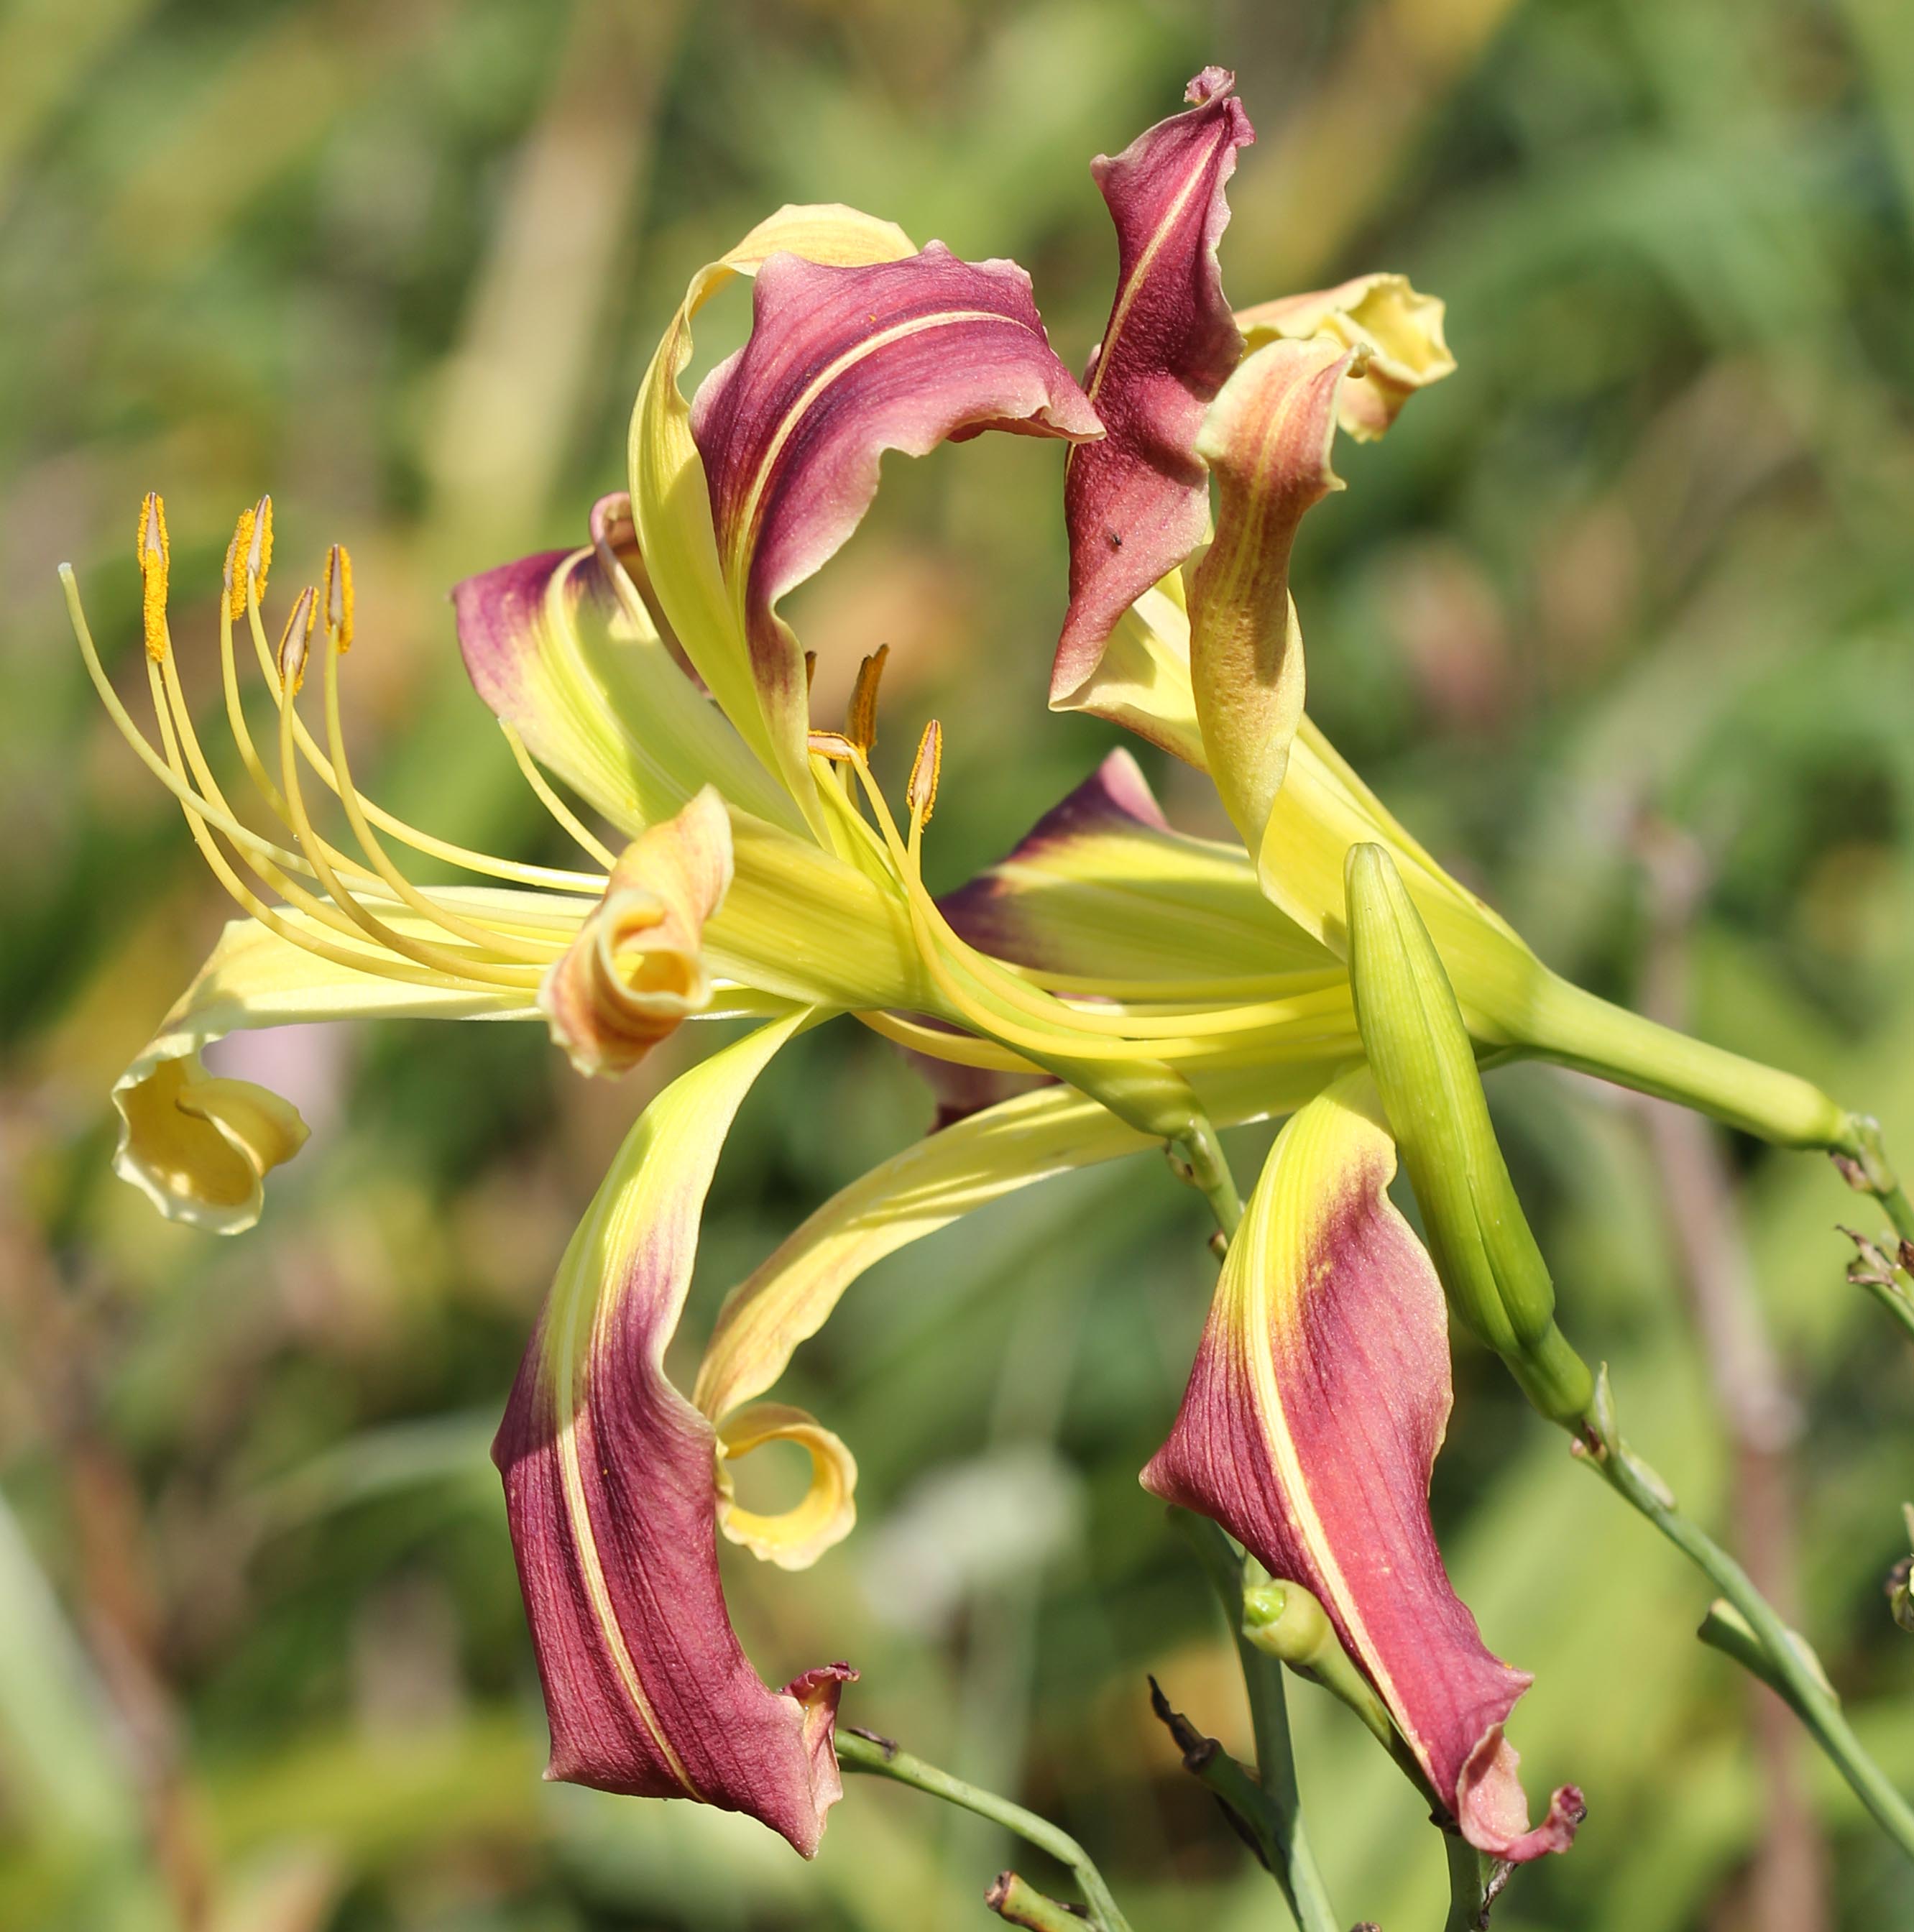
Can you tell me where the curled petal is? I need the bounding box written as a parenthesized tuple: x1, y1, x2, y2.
(1189, 336, 1353, 866)
(691, 243, 1099, 796)
(1141, 1072, 1581, 1862)
(1055, 67, 1254, 702)
(1238, 272, 1454, 441)
(493, 1014, 856, 1855)
(691, 1059, 1347, 1431)
(116, 909, 540, 1233)
(940, 746, 1333, 983)
(715, 1402, 858, 1571)
(540, 788, 732, 1078)
(452, 523, 795, 838)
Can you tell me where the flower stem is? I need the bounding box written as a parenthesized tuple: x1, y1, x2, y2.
(1172, 1512, 1340, 1932)
(1581, 1408, 1914, 1862)
(837, 1726, 1134, 1932)
(1442, 1832, 1485, 1931)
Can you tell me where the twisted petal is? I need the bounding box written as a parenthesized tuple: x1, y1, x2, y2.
(690, 242, 1099, 796)
(492, 1013, 855, 1856)
(1188, 336, 1353, 862)
(1141, 1071, 1581, 1863)
(714, 1402, 858, 1572)
(1054, 67, 1253, 702)
(630, 206, 916, 822)
(451, 512, 796, 837)
(691, 1060, 1345, 1435)
(540, 788, 734, 1078)
(1238, 273, 1454, 441)
(630, 206, 1096, 819)
(115, 905, 546, 1233)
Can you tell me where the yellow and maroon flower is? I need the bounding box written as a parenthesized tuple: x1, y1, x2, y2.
(1142, 1072, 1585, 1863)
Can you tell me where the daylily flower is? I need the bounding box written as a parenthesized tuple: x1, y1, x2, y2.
(68, 70, 1856, 1867)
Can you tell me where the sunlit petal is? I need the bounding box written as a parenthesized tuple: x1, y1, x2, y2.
(690, 242, 1099, 801)
(1142, 1070, 1581, 1862)
(493, 1013, 856, 1857)
(1055, 68, 1253, 704)
(1238, 272, 1455, 441)
(116, 906, 547, 1233)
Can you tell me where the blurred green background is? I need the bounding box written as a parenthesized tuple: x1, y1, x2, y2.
(6, 0, 1914, 1926)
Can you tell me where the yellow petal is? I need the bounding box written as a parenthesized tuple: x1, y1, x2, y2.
(691, 1059, 1347, 1427)
(1237, 272, 1455, 441)
(116, 903, 544, 1232)
(628, 206, 916, 829)
(540, 788, 734, 1078)
(714, 1402, 859, 1572)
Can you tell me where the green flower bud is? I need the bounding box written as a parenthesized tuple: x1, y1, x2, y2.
(1345, 843, 1595, 1427)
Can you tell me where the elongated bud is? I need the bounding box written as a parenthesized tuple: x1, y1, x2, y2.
(137, 492, 169, 661)
(1345, 842, 1594, 1426)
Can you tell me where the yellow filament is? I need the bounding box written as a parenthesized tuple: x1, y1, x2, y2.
(151, 645, 395, 955)
(499, 720, 620, 870)
(139, 653, 479, 990)
(854, 752, 1344, 1049)
(63, 563, 579, 997)
(241, 583, 606, 895)
(852, 1008, 1040, 1072)
(316, 625, 558, 964)
(274, 663, 545, 989)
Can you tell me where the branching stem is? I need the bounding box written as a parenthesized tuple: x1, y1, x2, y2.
(837, 1727, 1133, 1932)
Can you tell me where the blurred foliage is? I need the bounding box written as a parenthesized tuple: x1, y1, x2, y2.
(5, 0, 1914, 1927)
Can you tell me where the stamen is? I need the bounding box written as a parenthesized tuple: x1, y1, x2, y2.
(272, 627, 544, 989)
(500, 720, 620, 870)
(224, 508, 254, 619)
(804, 650, 818, 693)
(852, 1008, 1038, 1072)
(313, 620, 558, 964)
(324, 541, 354, 651)
(807, 729, 860, 761)
(846, 644, 889, 750)
(277, 585, 317, 694)
(906, 718, 941, 830)
(239, 568, 604, 894)
(246, 494, 274, 607)
(137, 492, 169, 663)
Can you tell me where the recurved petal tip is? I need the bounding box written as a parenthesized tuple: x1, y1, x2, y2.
(1459, 1729, 1586, 1860)
(540, 788, 733, 1077)
(1054, 70, 1254, 699)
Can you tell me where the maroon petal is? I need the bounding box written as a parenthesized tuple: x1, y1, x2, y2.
(1054, 68, 1253, 702)
(1142, 1072, 1581, 1862)
(690, 243, 1100, 756)
(492, 1016, 855, 1855)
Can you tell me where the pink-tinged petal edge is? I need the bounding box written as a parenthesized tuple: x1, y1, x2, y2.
(1141, 1077, 1581, 1862)
(492, 1019, 855, 1856)
(1054, 68, 1254, 701)
(691, 242, 1100, 737)
(939, 748, 1171, 965)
